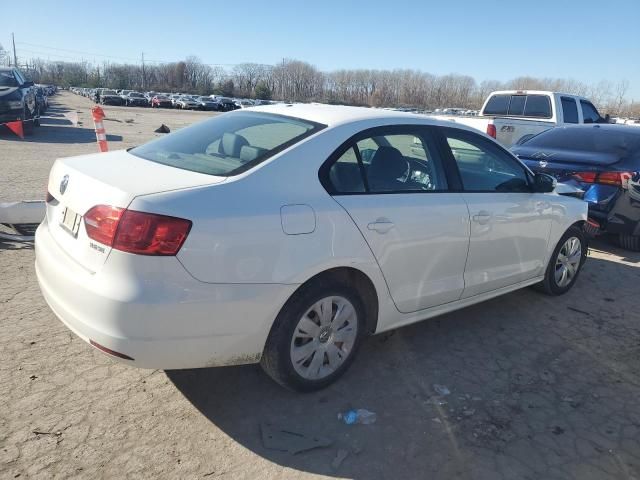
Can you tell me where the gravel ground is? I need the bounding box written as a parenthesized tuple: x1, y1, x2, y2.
(1, 92, 640, 479)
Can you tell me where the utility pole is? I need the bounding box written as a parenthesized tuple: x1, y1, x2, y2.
(141, 52, 146, 90)
(11, 33, 17, 67)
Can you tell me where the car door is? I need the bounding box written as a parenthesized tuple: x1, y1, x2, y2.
(322, 125, 470, 313)
(438, 127, 553, 298)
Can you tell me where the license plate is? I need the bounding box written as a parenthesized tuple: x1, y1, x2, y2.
(60, 207, 81, 237)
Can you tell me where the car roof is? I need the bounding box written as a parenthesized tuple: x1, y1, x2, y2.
(246, 103, 463, 129)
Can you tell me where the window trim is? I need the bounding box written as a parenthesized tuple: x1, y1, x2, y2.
(319, 125, 454, 196)
(436, 126, 535, 194)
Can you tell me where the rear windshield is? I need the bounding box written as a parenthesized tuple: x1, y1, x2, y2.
(130, 111, 325, 176)
(484, 94, 552, 118)
(524, 127, 640, 155)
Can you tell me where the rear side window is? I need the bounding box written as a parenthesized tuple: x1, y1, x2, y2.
(561, 97, 579, 123)
(325, 127, 448, 194)
(130, 112, 325, 176)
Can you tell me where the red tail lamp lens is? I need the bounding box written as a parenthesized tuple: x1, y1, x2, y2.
(113, 210, 192, 255)
(84, 205, 191, 256)
(486, 124, 497, 138)
(84, 205, 124, 245)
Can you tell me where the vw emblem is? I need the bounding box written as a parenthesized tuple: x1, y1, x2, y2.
(59, 175, 69, 195)
(538, 160, 548, 168)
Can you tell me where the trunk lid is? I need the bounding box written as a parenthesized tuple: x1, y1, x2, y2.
(45, 149, 225, 272)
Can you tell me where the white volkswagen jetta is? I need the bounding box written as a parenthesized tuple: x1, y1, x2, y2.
(36, 104, 588, 391)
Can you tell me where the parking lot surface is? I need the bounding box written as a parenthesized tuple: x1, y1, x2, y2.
(1, 92, 640, 480)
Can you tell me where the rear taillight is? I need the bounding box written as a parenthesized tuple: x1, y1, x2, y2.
(84, 205, 191, 256)
(84, 205, 124, 245)
(573, 171, 632, 187)
(486, 124, 496, 139)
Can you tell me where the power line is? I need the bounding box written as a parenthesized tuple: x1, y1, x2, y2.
(15, 40, 263, 68)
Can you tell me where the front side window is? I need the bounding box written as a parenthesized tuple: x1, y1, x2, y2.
(131, 112, 325, 176)
(561, 97, 579, 123)
(444, 129, 530, 193)
(581, 101, 601, 123)
(326, 129, 448, 194)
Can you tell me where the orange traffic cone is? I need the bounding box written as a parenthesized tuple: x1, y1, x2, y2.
(6, 120, 24, 139)
(91, 106, 108, 152)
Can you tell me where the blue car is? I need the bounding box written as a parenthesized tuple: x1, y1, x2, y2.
(512, 124, 640, 251)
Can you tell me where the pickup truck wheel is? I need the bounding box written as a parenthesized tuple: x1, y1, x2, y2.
(261, 280, 365, 392)
(535, 226, 587, 295)
(617, 233, 640, 252)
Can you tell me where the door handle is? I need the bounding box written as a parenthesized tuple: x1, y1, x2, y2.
(472, 211, 492, 224)
(367, 219, 395, 234)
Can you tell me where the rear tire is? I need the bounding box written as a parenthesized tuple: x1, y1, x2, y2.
(261, 279, 365, 392)
(535, 226, 587, 295)
(617, 233, 640, 251)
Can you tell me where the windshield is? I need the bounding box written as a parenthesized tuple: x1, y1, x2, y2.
(130, 111, 325, 176)
(103, 90, 117, 95)
(0, 71, 18, 87)
(129, 92, 144, 97)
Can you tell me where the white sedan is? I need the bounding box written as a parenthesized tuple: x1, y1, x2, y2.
(36, 104, 588, 391)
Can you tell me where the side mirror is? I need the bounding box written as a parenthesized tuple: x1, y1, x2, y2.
(22, 80, 34, 88)
(533, 173, 556, 193)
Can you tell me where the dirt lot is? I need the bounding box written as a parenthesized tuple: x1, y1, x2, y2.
(1, 92, 640, 480)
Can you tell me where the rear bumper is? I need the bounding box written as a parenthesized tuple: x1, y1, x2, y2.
(0, 107, 24, 123)
(589, 187, 640, 236)
(35, 222, 297, 369)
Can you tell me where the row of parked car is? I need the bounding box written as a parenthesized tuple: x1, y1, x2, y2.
(68, 87, 271, 112)
(0, 66, 58, 136)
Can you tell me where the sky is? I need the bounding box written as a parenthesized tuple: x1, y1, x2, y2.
(3, 0, 639, 99)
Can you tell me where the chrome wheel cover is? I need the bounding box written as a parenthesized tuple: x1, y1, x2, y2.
(555, 236, 582, 287)
(290, 296, 358, 380)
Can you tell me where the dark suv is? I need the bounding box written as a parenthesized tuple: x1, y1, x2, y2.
(0, 67, 38, 135)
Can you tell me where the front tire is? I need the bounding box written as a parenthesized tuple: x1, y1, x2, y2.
(536, 226, 587, 295)
(261, 280, 365, 392)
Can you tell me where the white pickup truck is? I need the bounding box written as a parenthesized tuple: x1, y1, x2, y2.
(434, 90, 608, 147)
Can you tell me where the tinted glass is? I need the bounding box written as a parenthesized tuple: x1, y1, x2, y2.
(0, 70, 17, 87)
(508, 96, 526, 116)
(524, 127, 640, 155)
(581, 101, 601, 123)
(445, 130, 530, 192)
(523, 95, 552, 118)
(131, 112, 324, 176)
(561, 97, 579, 123)
(483, 95, 510, 115)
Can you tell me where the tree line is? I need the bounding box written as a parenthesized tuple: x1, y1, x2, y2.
(2, 47, 638, 117)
